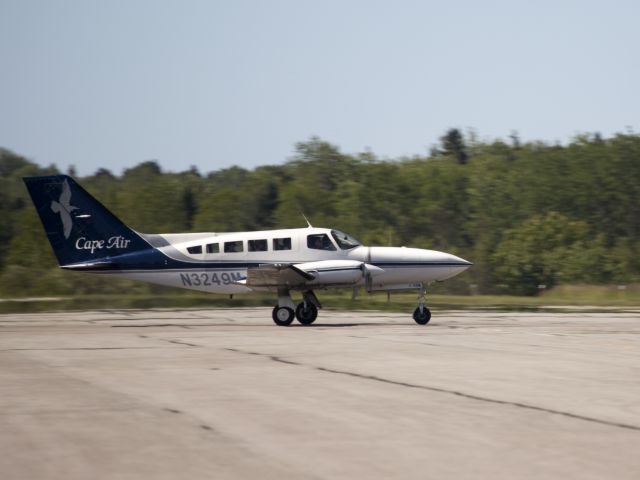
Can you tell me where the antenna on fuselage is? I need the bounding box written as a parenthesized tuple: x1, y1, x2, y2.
(301, 213, 313, 228)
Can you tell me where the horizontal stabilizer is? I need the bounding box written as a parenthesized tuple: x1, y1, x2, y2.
(61, 261, 114, 271)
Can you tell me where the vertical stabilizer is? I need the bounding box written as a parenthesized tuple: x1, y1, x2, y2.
(23, 175, 150, 266)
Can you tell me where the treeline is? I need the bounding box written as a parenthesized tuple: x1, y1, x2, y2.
(1, 130, 639, 296)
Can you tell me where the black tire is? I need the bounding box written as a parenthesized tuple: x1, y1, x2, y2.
(272, 306, 295, 326)
(295, 302, 318, 325)
(413, 307, 431, 325)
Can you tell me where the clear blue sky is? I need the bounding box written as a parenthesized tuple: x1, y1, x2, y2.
(1, 0, 638, 175)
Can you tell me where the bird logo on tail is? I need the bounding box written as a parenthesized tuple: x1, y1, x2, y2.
(50, 179, 78, 239)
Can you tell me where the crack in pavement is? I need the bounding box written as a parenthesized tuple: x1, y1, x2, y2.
(224, 348, 640, 432)
(165, 339, 201, 347)
(111, 324, 192, 328)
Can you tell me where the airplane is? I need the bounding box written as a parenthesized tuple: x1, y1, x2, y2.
(23, 175, 472, 326)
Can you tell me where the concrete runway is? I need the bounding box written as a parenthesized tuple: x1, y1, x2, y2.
(1, 308, 639, 479)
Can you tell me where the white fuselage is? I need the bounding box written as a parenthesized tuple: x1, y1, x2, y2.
(99, 227, 471, 294)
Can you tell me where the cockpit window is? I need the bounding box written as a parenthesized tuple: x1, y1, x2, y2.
(331, 230, 361, 250)
(307, 233, 337, 251)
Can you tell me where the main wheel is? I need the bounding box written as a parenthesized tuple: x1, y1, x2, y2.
(272, 306, 295, 326)
(295, 302, 318, 325)
(413, 306, 431, 325)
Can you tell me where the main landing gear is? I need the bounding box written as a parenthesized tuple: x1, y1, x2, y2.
(295, 301, 318, 325)
(412, 286, 431, 325)
(272, 305, 295, 326)
(272, 289, 321, 326)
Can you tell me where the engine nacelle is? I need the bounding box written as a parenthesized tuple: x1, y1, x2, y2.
(296, 260, 383, 286)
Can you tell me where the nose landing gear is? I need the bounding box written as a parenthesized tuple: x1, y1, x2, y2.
(413, 286, 431, 325)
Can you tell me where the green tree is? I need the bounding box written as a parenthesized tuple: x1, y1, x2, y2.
(492, 212, 595, 295)
(440, 128, 468, 165)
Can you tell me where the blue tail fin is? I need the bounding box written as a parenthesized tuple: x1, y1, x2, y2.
(23, 175, 150, 266)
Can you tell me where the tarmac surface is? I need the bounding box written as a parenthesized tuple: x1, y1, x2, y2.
(1, 308, 639, 479)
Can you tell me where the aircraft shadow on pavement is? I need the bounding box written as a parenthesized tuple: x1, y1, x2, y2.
(111, 322, 384, 328)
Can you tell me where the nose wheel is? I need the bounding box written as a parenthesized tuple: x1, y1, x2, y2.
(413, 286, 432, 325)
(413, 306, 431, 325)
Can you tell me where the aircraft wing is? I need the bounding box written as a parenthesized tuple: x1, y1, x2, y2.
(240, 260, 384, 290)
(242, 263, 316, 288)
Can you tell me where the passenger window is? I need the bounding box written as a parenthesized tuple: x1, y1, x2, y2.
(224, 241, 244, 253)
(273, 237, 291, 251)
(206, 243, 219, 254)
(248, 239, 268, 252)
(307, 234, 336, 251)
(187, 245, 203, 254)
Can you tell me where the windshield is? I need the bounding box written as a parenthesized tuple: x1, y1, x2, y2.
(331, 230, 361, 250)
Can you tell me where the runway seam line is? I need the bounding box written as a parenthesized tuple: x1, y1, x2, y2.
(224, 348, 640, 432)
(0, 347, 161, 351)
